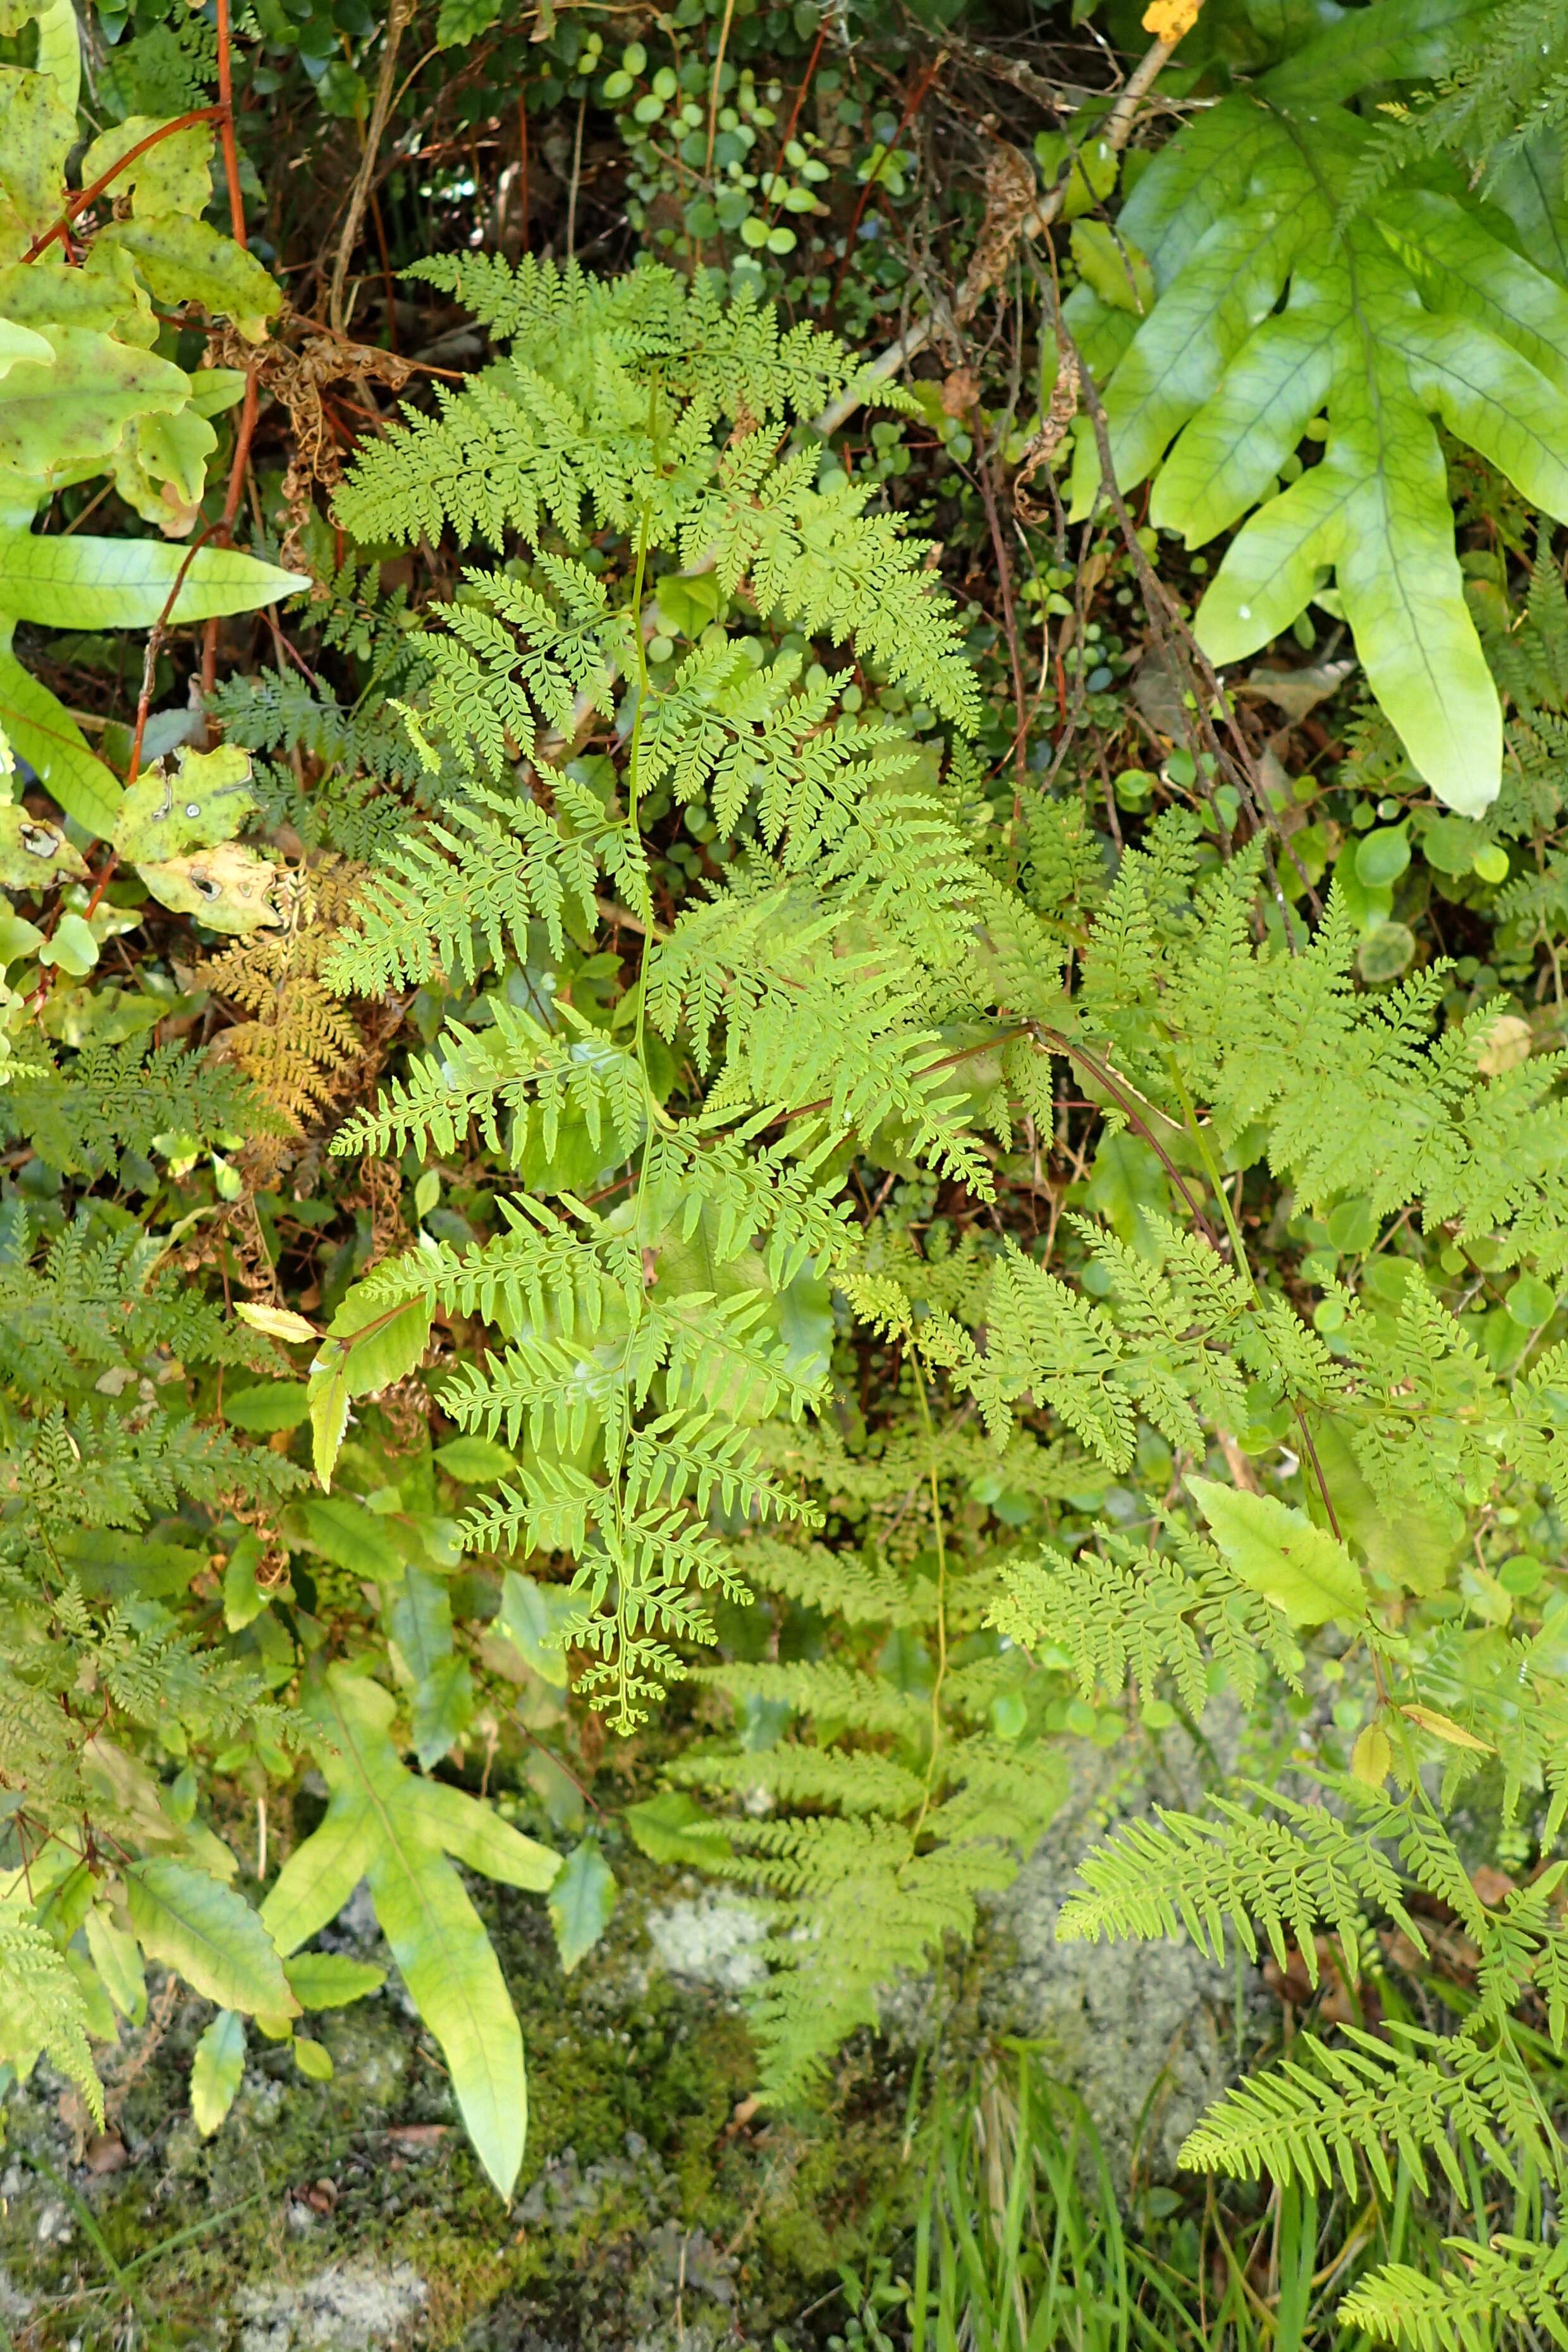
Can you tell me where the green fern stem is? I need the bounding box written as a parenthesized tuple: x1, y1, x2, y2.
(1156, 1030, 1366, 1653)
(902, 1349, 950, 1861)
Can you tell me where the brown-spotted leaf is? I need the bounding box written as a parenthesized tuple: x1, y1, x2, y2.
(137, 842, 281, 933)
(0, 804, 89, 890)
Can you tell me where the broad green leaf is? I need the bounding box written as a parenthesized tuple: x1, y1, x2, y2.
(84, 1904, 146, 2024)
(137, 843, 282, 934)
(624, 1791, 732, 1870)
(548, 1839, 616, 1974)
(283, 1952, 386, 2009)
(223, 1534, 272, 1631)
(273, 1669, 531, 2196)
(0, 910, 40, 962)
(1069, 221, 1152, 317)
(187, 367, 248, 419)
(412, 1779, 560, 1892)
(0, 320, 54, 379)
(112, 744, 255, 862)
(1380, 189, 1568, 398)
(389, 1566, 453, 1684)
(98, 217, 283, 340)
(0, 325, 189, 502)
(223, 1380, 310, 1435)
(498, 1569, 573, 1687)
(293, 2037, 334, 2081)
(412, 1654, 474, 1769)
(297, 1497, 399, 1583)
(1186, 1474, 1367, 1626)
(57, 1528, 202, 1601)
(307, 1345, 353, 1491)
(190, 2009, 246, 2135)
(435, 1435, 517, 1483)
(127, 1859, 297, 2017)
(1074, 81, 1568, 811)
(0, 532, 305, 631)
(260, 1802, 372, 1958)
(1301, 1411, 1462, 1597)
(0, 644, 121, 838)
(64, 1944, 119, 2042)
(38, 910, 96, 976)
(1261, 0, 1498, 111)
(325, 1281, 434, 1395)
(1149, 286, 1338, 547)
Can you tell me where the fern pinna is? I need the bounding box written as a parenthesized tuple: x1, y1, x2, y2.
(267, 243, 1568, 2333)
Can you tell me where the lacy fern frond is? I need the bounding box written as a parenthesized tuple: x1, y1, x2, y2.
(1340, 2236, 1568, 2352)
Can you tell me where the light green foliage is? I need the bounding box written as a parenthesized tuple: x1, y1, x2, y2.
(1067, 0, 1568, 812)
(321, 259, 988, 1731)
(0, 0, 298, 836)
(1342, 2236, 1568, 2351)
(261, 1666, 558, 2197)
(302, 261, 1568, 2289)
(548, 1838, 618, 1972)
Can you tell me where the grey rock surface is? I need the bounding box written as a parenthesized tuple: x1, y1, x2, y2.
(644, 1891, 768, 1992)
(235, 2262, 427, 2352)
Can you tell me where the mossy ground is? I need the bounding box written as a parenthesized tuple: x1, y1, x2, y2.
(0, 1850, 919, 2352)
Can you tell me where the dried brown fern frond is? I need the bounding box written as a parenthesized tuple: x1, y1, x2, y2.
(204, 860, 361, 1142)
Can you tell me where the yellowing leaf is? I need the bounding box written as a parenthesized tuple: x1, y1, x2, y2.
(113, 744, 255, 862)
(307, 1345, 353, 1491)
(127, 1858, 297, 2017)
(1400, 1703, 1493, 1753)
(235, 1302, 319, 1344)
(0, 318, 54, 378)
(79, 114, 213, 223)
(98, 217, 283, 341)
(0, 324, 189, 503)
(1142, 0, 1201, 39)
(112, 402, 216, 534)
(261, 1667, 552, 2198)
(1186, 1474, 1367, 1626)
(137, 842, 282, 933)
(0, 803, 89, 889)
(1351, 1724, 1392, 1787)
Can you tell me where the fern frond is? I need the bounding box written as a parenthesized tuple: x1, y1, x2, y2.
(1340, 2236, 1568, 2352)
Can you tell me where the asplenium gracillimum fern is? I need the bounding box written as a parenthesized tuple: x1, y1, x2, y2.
(316, 254, 1000, 1737)
(1067, 0, 1568, 812)
(245, 247, 1568, 2313)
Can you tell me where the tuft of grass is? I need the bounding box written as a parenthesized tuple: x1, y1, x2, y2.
(819, 2044, 1448, 2352)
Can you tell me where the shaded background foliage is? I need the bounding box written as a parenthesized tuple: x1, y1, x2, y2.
(8, 0, 1568, 2346)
